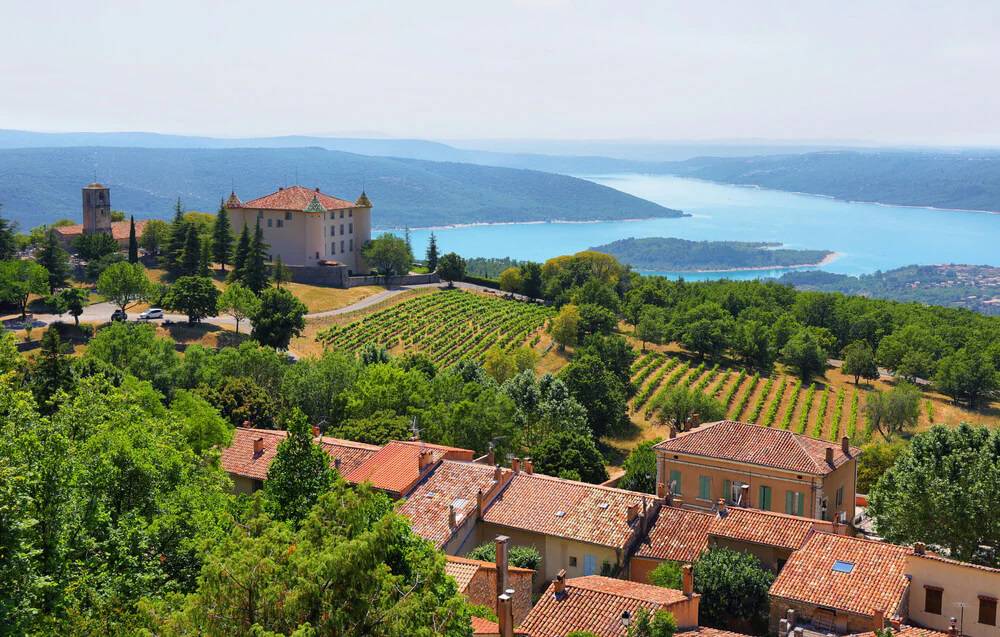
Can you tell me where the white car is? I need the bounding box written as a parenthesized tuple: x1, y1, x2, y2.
(139, 308, 164, 320)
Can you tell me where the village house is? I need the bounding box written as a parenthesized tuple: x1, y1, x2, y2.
(224, 185, 372, 273)
(518, 569, 701, 637)
(341, 439, 475, 498)
(53, 183, 147, 250)
(630, 500, 839, 582)
(444, 537, 534, 625)
(905, 545, 1000, 637)
(478, 463, 659, 591)
(769, 532, 911, 635)
(654, 420, 860, 524)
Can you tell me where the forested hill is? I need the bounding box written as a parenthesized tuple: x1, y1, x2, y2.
(666, 151, 1000, 212)
(0, 146, 682, 229)
(592, 237, 832, 271)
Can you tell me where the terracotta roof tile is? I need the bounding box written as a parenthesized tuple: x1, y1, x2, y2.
(54, 220, 147, 242)
(769, 532, 910, 617)
(847, 627, 949, 637)
(471, 616, 499, 635)
(634, 507, 713, 562)
(241, 185, 355, 212)
(654, 420, 860, 475)
(678, 628, 756, 637)
(482, 473, 656, 549)
(708, 507, 834, 551)
(445, 557, 482, 592)
(400, 461, 509, 547)
(220, 427, 379, 482)
(519, 576, 692, 637)
(343, 441, 474, 497)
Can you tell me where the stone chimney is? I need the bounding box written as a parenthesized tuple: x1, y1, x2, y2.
(448, 504, 457, 529)
(253, 437, 264, 456)
(418, 449, 434, 471)
(334, 457, 341, 472)
(794, 627, 804, 637)
(495, 536, 510, 602)
(842, 436, 850, 455)
(477, 488, 487, 519)
(485, 447, 495, 466)
(656, 481, 666, 499)
(311, 425, 320, 437)
(914, 541, 926, 555)
(627, 503, 640, 523)
(524, 458, 534, 475)
(553, 569, 567, 599)
(690, 412, 700, 428)
(669, 425, 678, 439)
(498, 592, 514, 637)
(682, 564, 694, 597)
(873, 609, 885, 629)
(512, 458, 521, 474)
(825, 447, 834, 465)
(494, 465, 503, 483)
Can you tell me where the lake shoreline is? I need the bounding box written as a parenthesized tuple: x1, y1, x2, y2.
(627, 250, 843, 274)
(375, 215, 686, 232)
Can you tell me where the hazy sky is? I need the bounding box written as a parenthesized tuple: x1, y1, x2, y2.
(4, 1, 1000, 144)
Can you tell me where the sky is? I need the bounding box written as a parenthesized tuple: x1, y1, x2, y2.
(3, 1, 1000, 145)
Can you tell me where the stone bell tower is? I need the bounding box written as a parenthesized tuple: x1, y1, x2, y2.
(82, 182, 112, 234)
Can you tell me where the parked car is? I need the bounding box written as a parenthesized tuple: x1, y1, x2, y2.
(111, 309, 128, 322)
(139, 308, 164, 320)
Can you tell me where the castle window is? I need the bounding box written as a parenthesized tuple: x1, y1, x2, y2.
(340, 240, 345, 253)
(267, 219, 273, 228)
(340, 211, 344, 219)
(349, 210, 353, 217)
(285, 212, 292, 221)
(340, 224, 344, 235)
(330, 226, 335, 236)
(276, 219, 283, 228)
(331, 243, 336, 255)
(349, 223, 353, 233)
(349, 239, 353, 251)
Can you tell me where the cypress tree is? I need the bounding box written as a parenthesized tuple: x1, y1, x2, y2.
(212, 200, 234, 271)
(180, 224, 202, 277)
(243, 218, 270, 294)
(31, 326, 74, 414)
(229, 224, 250, 283)
(199, 236, 212, 277)
(425, 232, 439, 271)
(36, 227, 71, 291)
(128, 216, 139, 263)
(166, 198, 187, 272)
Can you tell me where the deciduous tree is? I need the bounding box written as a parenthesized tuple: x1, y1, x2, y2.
(863, 382, 921, 439)
(498, 266, 523, 294)
(217, 282, 259, 334)
(531, 430, 609, 484)
(96, 261, 154, 313)
(363, 232, 412, 277)
(436, 252, 466, 287)
(35, 228, 71, 291)
(551, 303, 580, 351)
(842, 339, 879, 385)
(164, 275, 220, 323)
(264, 408, 336, 523)
(251, 287, 306, 350)
(694, 548, 774, 633)
(0, 259, 49, 319)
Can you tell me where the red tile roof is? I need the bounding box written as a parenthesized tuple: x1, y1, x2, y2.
(847, 628, 948, 637)
(471, 616, 499, 635)
(678, 628, 755, 637)
(220, 427, 379, 482)
(654, 420, 860, 475)
(769, 532, 911, 617)
(634, 506, 713, 562)
(709, 506, 834, 551)
(444, 555, 534, 593)
(54, 220, 148, 242)
(240, 185, 356, 212)
(909, 549, 1000, 573)
(519, 576, 692, 637)
(482, 472, 656, 549)
(400, 461, 510, 547)
(343, 440, 474, 497)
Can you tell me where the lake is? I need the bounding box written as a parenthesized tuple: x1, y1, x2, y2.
(385, 174, 1000, 280)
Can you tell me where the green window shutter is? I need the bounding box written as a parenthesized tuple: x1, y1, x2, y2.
(723, 480, 731, 503)
(759, 486, 771, 511)
(670, 470, 682, 495)
(797, 492, 805, 516)
(785, 491, 794, 514)
(698, 476, 709, 500)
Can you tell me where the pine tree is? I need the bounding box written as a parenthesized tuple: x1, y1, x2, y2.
(199, 236, 212, 277)
(404, 226, 412, 255)
(31, 326, 74, 413)
(243, 219, 270, 294)
(0, 203, 19, 260)
(128, 215, 139, 263)
(36, 227, 71, 291)
(180, 224, 202, 277)
(425, 232, 439, 271)
(212, 200, 234, 271)
(166, 198, 188, 272)
(229, 224, 250, 283)
(272, 255, 291, 289)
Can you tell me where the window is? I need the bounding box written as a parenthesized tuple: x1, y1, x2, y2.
(276, 219, 283, 228)
(267, 218, 273, 227)
(329, 212, 334, 220)
(349, 210, 353, 217)
(257, 211, 263, 219)
(924, 586, 943, 615)
(723, 479, 731, 503)
(340, 240, 345, 253)
(785, 491, 805, 516)
(832, 560, 855, 574)
(340, 211, 344, 219)
(340, 224, 344, 235)
(349, 239, 353, 251)
(759, 486, 772, 511)
(349, 222, 353, 233)
(568, 556, 577, 567)
(836, 486, 844, 507)
(331, 243, 336, 255)
(698, 476, 711, 501)
(980, 597, 997, 626)
(331, 226, 336, 236)
(285, 212, 292, 221)
(669, 470, 682, 495)
(583, 555, 597, 576)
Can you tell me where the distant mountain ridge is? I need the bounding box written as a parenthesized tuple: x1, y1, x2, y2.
(0, 146, 683, 229)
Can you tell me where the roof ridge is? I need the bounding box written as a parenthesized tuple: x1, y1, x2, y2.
(515, 471, 657, 498)
(568, 576, 686, 602)
(812, 530, 911, 550)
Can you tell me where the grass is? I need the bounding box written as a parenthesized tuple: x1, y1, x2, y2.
(282, 283, 385, 314)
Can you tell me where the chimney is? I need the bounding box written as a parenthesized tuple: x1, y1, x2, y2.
(477, 488, 487, 518)
(418, 449, 434, 471)
(914, 541, 926, 555)
(669, 425, 678, 439)
(786, 608, 797, 627)
(682, 564, 694, 597)
(948, 618, 958, 637)
(494, 465, 503, 483)
(841, 436, 850, 455)
(627, 503, 640, 523)
(524, 458, 534, 475)
(448, 504, 457, 529)
(873, 609, 885, 629)
(334, 457, 341, 472)
(553, 569, 567, 598)
(690, 412, 700, 428)
(253, 437, 264, 456)
(656, 481, 666, 499)
(485, 447, 496, 466)
(716, 498, 728, 517)
(495, 536, 510, 602)
(512, 458, 521, 474)
(498, 592, 514, 637)
(825, 447, 834, 465)
(311, 425, 320, 437)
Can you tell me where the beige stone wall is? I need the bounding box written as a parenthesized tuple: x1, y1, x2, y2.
(463, 568, 534, 625)
(229, 474, 262, 495)
(709, 536, 794, 572)
(770, 596, 880, 635)
(820, 460, 857, 524)
(906, 555, 1000, 637)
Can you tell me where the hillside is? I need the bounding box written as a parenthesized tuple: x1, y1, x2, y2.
(0, 146, 683, 229)
(779, 264, 1000, 315)
(666, 150, 1000, 212)
(591, 237, 833, 271)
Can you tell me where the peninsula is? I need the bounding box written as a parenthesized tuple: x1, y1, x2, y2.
(591, 237, 834, 272)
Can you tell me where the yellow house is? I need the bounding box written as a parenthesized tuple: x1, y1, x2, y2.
(906, 546, 1000, 637)
(654, 420, 860, 524)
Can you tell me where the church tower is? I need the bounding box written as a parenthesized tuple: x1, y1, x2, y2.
(82, 182, 112, 234)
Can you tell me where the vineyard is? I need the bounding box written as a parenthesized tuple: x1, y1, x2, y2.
(629, 352, 869, 442)
(316, 289, 554, 367)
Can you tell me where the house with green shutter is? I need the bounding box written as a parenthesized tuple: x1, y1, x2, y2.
(652, 420, 861, 526)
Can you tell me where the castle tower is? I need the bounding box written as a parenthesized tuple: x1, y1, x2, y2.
(82, 182, 112, 234)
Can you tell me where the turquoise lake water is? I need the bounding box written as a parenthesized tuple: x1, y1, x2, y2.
(385, 174, 1000, 280)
